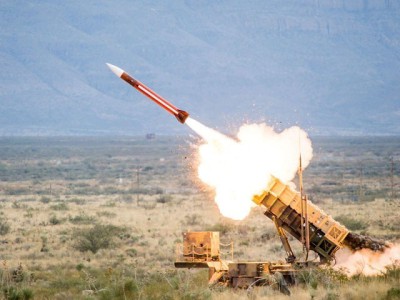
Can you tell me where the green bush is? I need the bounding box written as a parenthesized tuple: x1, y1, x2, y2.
(386, 288, 400, 300)
(73, 224, 126, 254)
(40, 196, 51, 204)
(0, 218, 10, 235)
(49, 215, 62, 225)
(3, 287, 34, 300)
(157, 195, 173, 204)
(125, 248, 138, 257)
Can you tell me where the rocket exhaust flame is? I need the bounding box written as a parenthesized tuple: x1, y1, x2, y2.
(185, 118, 313, 220)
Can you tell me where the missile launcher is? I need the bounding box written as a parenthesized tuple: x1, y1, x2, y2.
(253, 176, 348, 262)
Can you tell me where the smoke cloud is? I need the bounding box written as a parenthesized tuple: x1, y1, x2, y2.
(186, 117, 313, 220)
(335, 245, 400, 276)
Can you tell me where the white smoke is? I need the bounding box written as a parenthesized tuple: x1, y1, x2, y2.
(186, 118, 313, 220)
(335, 245, 400, 276)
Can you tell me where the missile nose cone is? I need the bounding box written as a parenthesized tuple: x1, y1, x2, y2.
(106, 63, 124, 78)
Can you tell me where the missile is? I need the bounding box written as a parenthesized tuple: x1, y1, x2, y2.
(106, 63, 189, 124)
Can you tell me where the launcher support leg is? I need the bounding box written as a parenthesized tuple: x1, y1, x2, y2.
(272, 216, 296, 263)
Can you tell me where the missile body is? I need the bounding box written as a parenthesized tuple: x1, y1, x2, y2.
(107, 63, 189, 124)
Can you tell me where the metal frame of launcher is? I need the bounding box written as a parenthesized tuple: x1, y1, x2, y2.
(174, 177, 350, 293)
(253, 176, 349, 263)
(174, 231, 295, 294)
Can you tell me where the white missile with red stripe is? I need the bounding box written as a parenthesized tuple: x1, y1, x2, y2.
(106, 63, 189, 124)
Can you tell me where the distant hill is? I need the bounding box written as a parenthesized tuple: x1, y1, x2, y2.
(0, 0, 399, 136)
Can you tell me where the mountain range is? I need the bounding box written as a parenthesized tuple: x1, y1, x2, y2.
(1, 0, 399, 136)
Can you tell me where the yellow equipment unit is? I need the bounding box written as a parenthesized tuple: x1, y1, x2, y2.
(178, 231, 221, 264)
(175, 231, 295, 293)
(175, 231, 232, 286)
(253, 176, 349, 261)
(174, 178, 387, 292)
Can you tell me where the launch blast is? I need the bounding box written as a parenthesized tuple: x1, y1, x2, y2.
(106, 63, 189, 124)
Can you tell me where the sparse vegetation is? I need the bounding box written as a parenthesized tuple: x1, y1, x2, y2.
(0, 136, 398, 298)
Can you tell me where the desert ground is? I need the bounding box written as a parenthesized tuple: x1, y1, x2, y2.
(0, 136, 399, 299)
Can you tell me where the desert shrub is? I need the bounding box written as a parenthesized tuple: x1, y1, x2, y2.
(49, 275, 84, 291)
(130, 235, 140, 243)
(68, 198, 86, 205)
(23, 209, 33, 218)
(297, 267, 348, 290)
(297, 269, 319, 289)
(239, 240, 249, 246)
(40, 237, 49, 253)
(21, 197, 36, 202)
(102, 186, 120, 194)
(335, 215, 368, 231)
(96, 211, 117, 219)
(120, 195, 133, 203)
(59, 235, 68, 244)
(69, 212, 95, 225)
(385, 265, 400, 281)
(96, 278, 139, 300)
(101, 200, 116, 207)
(12, 201, 21, 209)
(140, 201, 157, 210)
(142, 166, 153, 172)
(130, 187, 163, 195)
(386, 288, 400, 300)
(73, 224, 126, 254)
(49, 215, 62, 225)
(3, 287, 33, 300)
(206, 222, 233, 234)
(140, 270, 210, 300)
(5, 187, 30, 195)
(157, 194, 173, 204)
(125, 248, 138, 257)
(76, 263, 84, 271)
(183, 214, 203, 226)
(261, 231, 274, 241)
(50, 202, 68, 211)
(0, 218, 11, 235)
(40, 196, 51, 204)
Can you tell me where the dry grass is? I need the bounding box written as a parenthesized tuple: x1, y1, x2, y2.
(0, 136, 399, 299)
